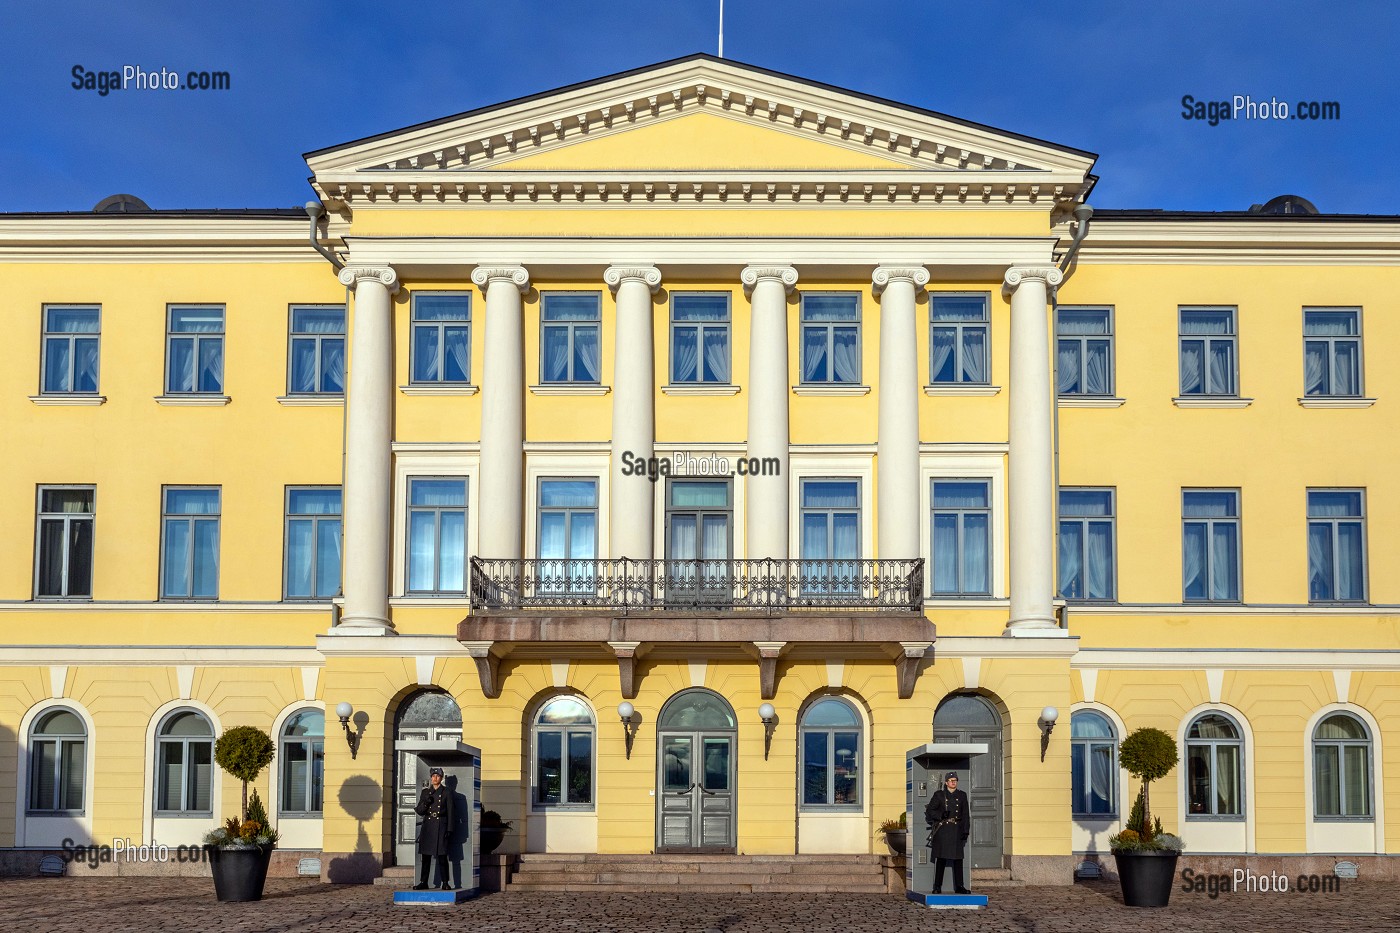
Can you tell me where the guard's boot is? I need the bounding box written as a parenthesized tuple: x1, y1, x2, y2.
(952, 859, 970, 895)
(932, 859, 945, 894)
(412, 855, 430, 890)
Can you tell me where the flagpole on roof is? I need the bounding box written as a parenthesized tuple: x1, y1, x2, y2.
(718, 0, 724, 58)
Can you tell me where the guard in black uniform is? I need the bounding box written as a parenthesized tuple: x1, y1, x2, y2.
(924, 770, 971, 894)
(413, 766, 455, 890)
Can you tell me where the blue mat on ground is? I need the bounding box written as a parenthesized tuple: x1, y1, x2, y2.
(907, 891, 989, 909)
(393, 888, 477, 905)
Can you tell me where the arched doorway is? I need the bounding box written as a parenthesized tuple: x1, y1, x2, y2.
(392, 689, 462, 866)
(655, 688, 737, 853)
(934, 693, 1003, 869)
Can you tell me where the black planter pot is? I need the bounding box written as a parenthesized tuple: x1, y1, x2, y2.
(206, 844, 274, 902)
(1112, 849, 1180, 908)
(883, 830, 908, 857)
(480, 826, 507, 857)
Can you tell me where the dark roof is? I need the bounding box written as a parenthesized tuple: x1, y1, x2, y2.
(0, 208, 305, 219)
(1093, 209, 1400, 222)
(304, 53, 1098, 164)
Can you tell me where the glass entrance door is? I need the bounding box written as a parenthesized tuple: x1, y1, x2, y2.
(657, 732, 735, 851)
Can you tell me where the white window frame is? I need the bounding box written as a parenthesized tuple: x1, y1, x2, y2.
(930, 477, 992, 597)
(798, 696, 864, 811)
(788, 455, 874, 563)
(1182, 488, 1242, 603)
(34, 485, 95, 600)
(530, 694, 598, 812)
(391, 452, 480, 602)
(404, 476, 470, 595)
(1303, 306, 1363, 398)
(918, 453, 1006, 601)
(40, 304, 101, 395)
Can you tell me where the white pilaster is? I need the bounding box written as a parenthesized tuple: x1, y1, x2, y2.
(741, 265, 798, 560)
(605, 265, 662, 559)
(335, 265, 399, 634)
(1003, 266, 1063, 634)
(873, 266, 928, 559)
(471, 265, 531, 559)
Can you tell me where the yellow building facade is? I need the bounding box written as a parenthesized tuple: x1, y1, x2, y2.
(2, 56, 1398, 885)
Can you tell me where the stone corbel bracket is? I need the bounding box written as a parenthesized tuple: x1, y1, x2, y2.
(608, 641, 650, 699)
(463, 641, 507, 699)
(893, 641, 934, 699)
(748, 641, 789, 700)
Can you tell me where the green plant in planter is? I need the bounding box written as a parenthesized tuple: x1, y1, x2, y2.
(212, 724, 276, 822)
(877, 811, 907, 835)
(1116, 727, 1177, 844)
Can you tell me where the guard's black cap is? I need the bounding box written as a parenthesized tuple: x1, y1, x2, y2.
(429, 767, 444, 777)
(944, 771, 959, 781)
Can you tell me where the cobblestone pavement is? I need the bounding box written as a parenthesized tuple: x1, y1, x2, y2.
(2, 877, 1399, 933)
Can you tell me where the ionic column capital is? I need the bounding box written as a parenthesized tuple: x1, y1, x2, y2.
(741, 264, 799, 294)
(337, 264, 399, 294)
(604, 264, 662, 293)
(1002, 266, 1063, 294)
(470, 264, 531, 293)
(872, 265, 930, 294)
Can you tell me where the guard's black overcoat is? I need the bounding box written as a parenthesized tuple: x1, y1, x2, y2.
(924, 787, 971, 860)
(414, 783, 454, 857)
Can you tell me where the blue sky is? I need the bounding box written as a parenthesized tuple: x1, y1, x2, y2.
(2, 0, 1396, 213)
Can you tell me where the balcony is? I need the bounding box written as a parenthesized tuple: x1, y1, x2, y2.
(469, 557, 924, 614)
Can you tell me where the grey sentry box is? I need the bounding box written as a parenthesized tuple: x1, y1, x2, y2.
(393, 739, 481, 903)
(906, 743, 989, 905)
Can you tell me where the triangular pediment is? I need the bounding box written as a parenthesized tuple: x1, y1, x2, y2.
(306, 56, 1097, 207)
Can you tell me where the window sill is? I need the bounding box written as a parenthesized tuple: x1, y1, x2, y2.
(1298, 397, 1376, 409)
(1185, 815, 1247, 822)
(155, 395, 230, 407)
(1312, 816, 1376, 823)
(390, 596, 470, 607)
(1172, 396, 1253, 409)
(662, 384, 742, 396)
(793, 384, 871, 396)
(399, 384, 480, 396)
(276, 395, 344, 407)
(1058, 396, 1126, 409)
(924, 385, 1000, 397)
(29, 394, 106, 406)
(529, 385, 611, 396)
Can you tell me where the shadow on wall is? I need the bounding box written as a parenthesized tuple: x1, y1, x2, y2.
(326, 774, 383, 884)
(482, 779, 525, 854)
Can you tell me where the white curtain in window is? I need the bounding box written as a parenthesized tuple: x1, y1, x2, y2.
(1214, 744, 1241, 814)
(75, 339, 100, 392)
(931, 329, 954, 382)
(701, 515, 728, 560)
(1344, 745, 1370, 815)
(932, 514, 958, 593)
(703, 328, 729, 382)
(1336, 523, 1363, 599)
(438, 512, 466, 590)
(574, 327, 601, 382)
(801, 513, 827, 560)
(1333, 342, 1358, 395)
(832, 513, 859, 561)
(960, 329, 986, 382)
(832, 329, 859, 382)
(291, 340, 316, 393)
(286, 520, 313, 597)
(672, 327, 699, 382)
(1314, 745, 1340, 814)
(316, 519, 341, 597)
(1056, 340, 1080, 393)
(1086, 522, 1112, 599)
(1208, 341, 1233, 394)
(539, 513, 567, 560)
(962, 513, 989, 593)
(170, 339, 195, 393)
(407, 512, 437, 590)
(1058, 522, 1082, 597)
(543, 328, 569, 381)
(1084, 341, 1109, 394)
(198, 339, 223, 392)
(1211, 523, 1238, 599)
(323, 339, 346, 392)
(444, 328, 469, 381)
(803, 327, 827, 381)
(1183, 523, 1205, 598)
(1179, 340, 1203, 393)
(1307, 523, 1331, 598)
(413, 327, 440, 381)
(1304, 341, 1328, 396)
(44, 341, 71, 392)
(1089, 743, 1113, 813)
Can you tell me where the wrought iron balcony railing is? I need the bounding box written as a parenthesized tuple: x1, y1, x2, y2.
(469, 557, 924, 613)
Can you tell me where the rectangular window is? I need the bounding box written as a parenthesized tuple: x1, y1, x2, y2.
(670, 293, 731, 384)
(166, 305, 225, 394)
(538, 479, 599, 594)
(1304, 308, 1362, 397)
(540, 293, 601, 384)
(411, 293, 471, 384)
(287, 305, 346, 394)
(1183, 490, 1241, 602)
(406, 478, 468, 594)
(800, 479, 861, 594)
(284, 487, 342, 600)
(35, 486, 95, 599)
(1179, 307, 1237, 396)
(41, 305, 101, 394)
(1059, 489, 1115, 600)
(800, 294, 861, 384)
(1056, 306, 1113, 396)
(931, 480, 991, 595)
(930, 294, 990, 384)
(161, 487, 220, 599)
(1307, 489, 1366, 602)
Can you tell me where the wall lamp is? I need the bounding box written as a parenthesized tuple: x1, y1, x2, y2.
(759, 703, 776, 760)
(336, 701, 361, 759)
(1038, 706, 1059, 762)
(618, 701, 638, 759)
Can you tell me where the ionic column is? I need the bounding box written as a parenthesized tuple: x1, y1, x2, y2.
(1003, 266, 1063, 633)
(605, 265, 662, 559)
(335, 265, 398, 634)
(741, 265, 798, 560)
(471, 265, 531, 559)
(873, 266, 929, 560)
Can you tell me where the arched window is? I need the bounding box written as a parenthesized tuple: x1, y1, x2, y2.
(29, 708, 86, 813)
(1071, 710, 1117, 817)
(1313, 713, 1372, 819)
(281, 710, 325, 815)
(1185, 712, 1244, 819)
(800, 697, 862, 809)
(156, 709, 213, 815)
(532, 696, 595, 810)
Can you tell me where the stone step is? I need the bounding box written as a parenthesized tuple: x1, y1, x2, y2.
(372, 866, 416, 887)
(513, 861, 885, 876)
(972, 867, 1012, 881)
(516, 853, 883, 864)
(507, 854, 890, 894)
(505, 880, 891, 895)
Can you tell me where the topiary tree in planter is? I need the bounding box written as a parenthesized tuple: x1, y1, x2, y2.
(214, 724, 276, 821)
(1118, 727, 1177, 842)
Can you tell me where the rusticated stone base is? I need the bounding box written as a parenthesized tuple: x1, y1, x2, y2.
(1007, 854, 1075, 885)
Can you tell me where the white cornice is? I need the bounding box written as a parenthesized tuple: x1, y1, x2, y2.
(0, 216, 317, 264)
(0, 645, 322, 666)
(306, 60, 1095, 186)
(1076, 219, 1400, 266)
(1072, 647, 1400, 670)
